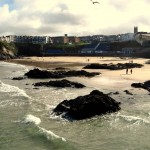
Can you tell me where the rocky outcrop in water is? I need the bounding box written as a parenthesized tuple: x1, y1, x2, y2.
(131, 80, 150, 92)
(25, 68, 100, 79)
(83, 63, 143, 70)
(33, 79, 85, 88)
(53, 90, 121, 120)
(12, 77, 26, 80)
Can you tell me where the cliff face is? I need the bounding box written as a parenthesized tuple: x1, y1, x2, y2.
(0, 41, 17, 60)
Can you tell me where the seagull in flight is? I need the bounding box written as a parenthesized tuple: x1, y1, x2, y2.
(93, 1, 100, 4)
(91, 0, 100, 4)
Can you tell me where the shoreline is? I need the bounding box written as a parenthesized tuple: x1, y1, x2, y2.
(2, 56, 150, 83)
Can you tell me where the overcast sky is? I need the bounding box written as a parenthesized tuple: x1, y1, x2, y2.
(0, 0, 150, 36)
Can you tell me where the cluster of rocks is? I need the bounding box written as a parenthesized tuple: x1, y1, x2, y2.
(83, 63, 143, 70)
(131, 80, 150, 92)
(13, 68, 122, 120)
(53, 90, 121, 120)
(25, 68, 100, 79)
(33, 79, 85, 88)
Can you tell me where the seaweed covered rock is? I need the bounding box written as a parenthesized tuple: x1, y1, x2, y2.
(53, 90, 121, 120)
(34, 79, 85, 88)
(25, 68, 100, 79)
(131, 80, 150, 92)
(83, 63, 143, 70)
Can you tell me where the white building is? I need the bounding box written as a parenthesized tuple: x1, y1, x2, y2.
(0, 35, 15, 43)
(134, 33, 150, 45)
(119, 33, 134, 41)
(0, 35, 52, 44)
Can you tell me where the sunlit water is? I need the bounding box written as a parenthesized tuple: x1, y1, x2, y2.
(0, 61, 150, 150)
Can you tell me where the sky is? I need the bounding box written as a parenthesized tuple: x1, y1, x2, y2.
(0, 0, 150, 36)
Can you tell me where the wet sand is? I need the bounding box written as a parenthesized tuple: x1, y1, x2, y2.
(8, 56, 150, 83)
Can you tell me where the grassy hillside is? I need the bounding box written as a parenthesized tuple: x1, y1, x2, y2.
(0, 41, 18, 55)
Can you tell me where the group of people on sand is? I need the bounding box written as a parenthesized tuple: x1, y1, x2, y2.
(126, 68, 132, 74)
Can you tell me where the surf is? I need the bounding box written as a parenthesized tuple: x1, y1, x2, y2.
(21, 114, 66, 142)
(0, 80, 30, 98)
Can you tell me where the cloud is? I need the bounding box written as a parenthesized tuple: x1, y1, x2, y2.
(108, 0, 128, 11)
(41, 12, 84, 25)
(0, 0, 150, 36)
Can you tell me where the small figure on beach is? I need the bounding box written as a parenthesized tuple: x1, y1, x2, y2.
(130, 69, 132, 74)
(126, 68, 128, 74)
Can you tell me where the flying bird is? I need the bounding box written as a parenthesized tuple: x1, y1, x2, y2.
(93, 1, 100, 4)
(90, 0, 100, 4)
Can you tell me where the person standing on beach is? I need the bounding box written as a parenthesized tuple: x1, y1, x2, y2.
(130, 69, 132, 74)
(126, 68, 128, 74)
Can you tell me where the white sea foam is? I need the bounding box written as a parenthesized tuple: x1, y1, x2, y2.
(118, 114, 150, 124)
(0, 61, 21, 67)
(0, 80, 30, 98)
(45, 104, 55, 110)
(21, 114, 66, 142)
(38, 126, 66, 142)
(22, 114, 41, 125)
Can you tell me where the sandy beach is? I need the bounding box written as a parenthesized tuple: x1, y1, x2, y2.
(9, 56, 150, 83)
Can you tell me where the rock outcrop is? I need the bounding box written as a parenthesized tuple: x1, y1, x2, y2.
(83, 63, 143, 70)
(124, 90, 133, 95)
(53, 90, 121, 120)
(0, 45, 16, 60)
(25, 68, 100, 79)
(131, 80, 150, 92)
(33, 79, 85, 88)
(12, 77, 26, 80)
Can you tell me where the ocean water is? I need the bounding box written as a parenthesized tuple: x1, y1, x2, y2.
(0, 61, 150, 150)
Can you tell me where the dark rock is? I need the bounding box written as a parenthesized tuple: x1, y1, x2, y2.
(113, 91, 120, 95)
(83, 63, 143, 70)
(33, 79, 85, 88)
(12, 77, 25, 80)
(145, 60, 150, 64)
(107, 92, 113, 95)
(33, 87, 39, 90)
(131, 80, 150, 92)
(55, 67, 67, 70)
(107, 91, 119, 95)
(53, 90, 121, 120)
(25, 68, 100, 79)
(124, 90, 133, 95)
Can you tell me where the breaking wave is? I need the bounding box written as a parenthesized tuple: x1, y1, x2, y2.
(21, 114, 66, 142)
(108, 112, 150, 130)
(0, 80, 30, 98)
(118, 114, 150, 124)
(22, 114, 41, 125)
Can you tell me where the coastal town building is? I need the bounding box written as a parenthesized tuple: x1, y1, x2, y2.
(134, 32, 150, 46)
(0, 35, 53, 44)
(0, 35, 15, 43)
(81, 42, 111, 54)
(0, 26, 149, 48)
(134, 26, 138, 34)
(121, 48, 134, 55)
(119, 33, 134, 41)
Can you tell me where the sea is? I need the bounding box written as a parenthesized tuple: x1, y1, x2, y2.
(0, 61, 150, 150)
